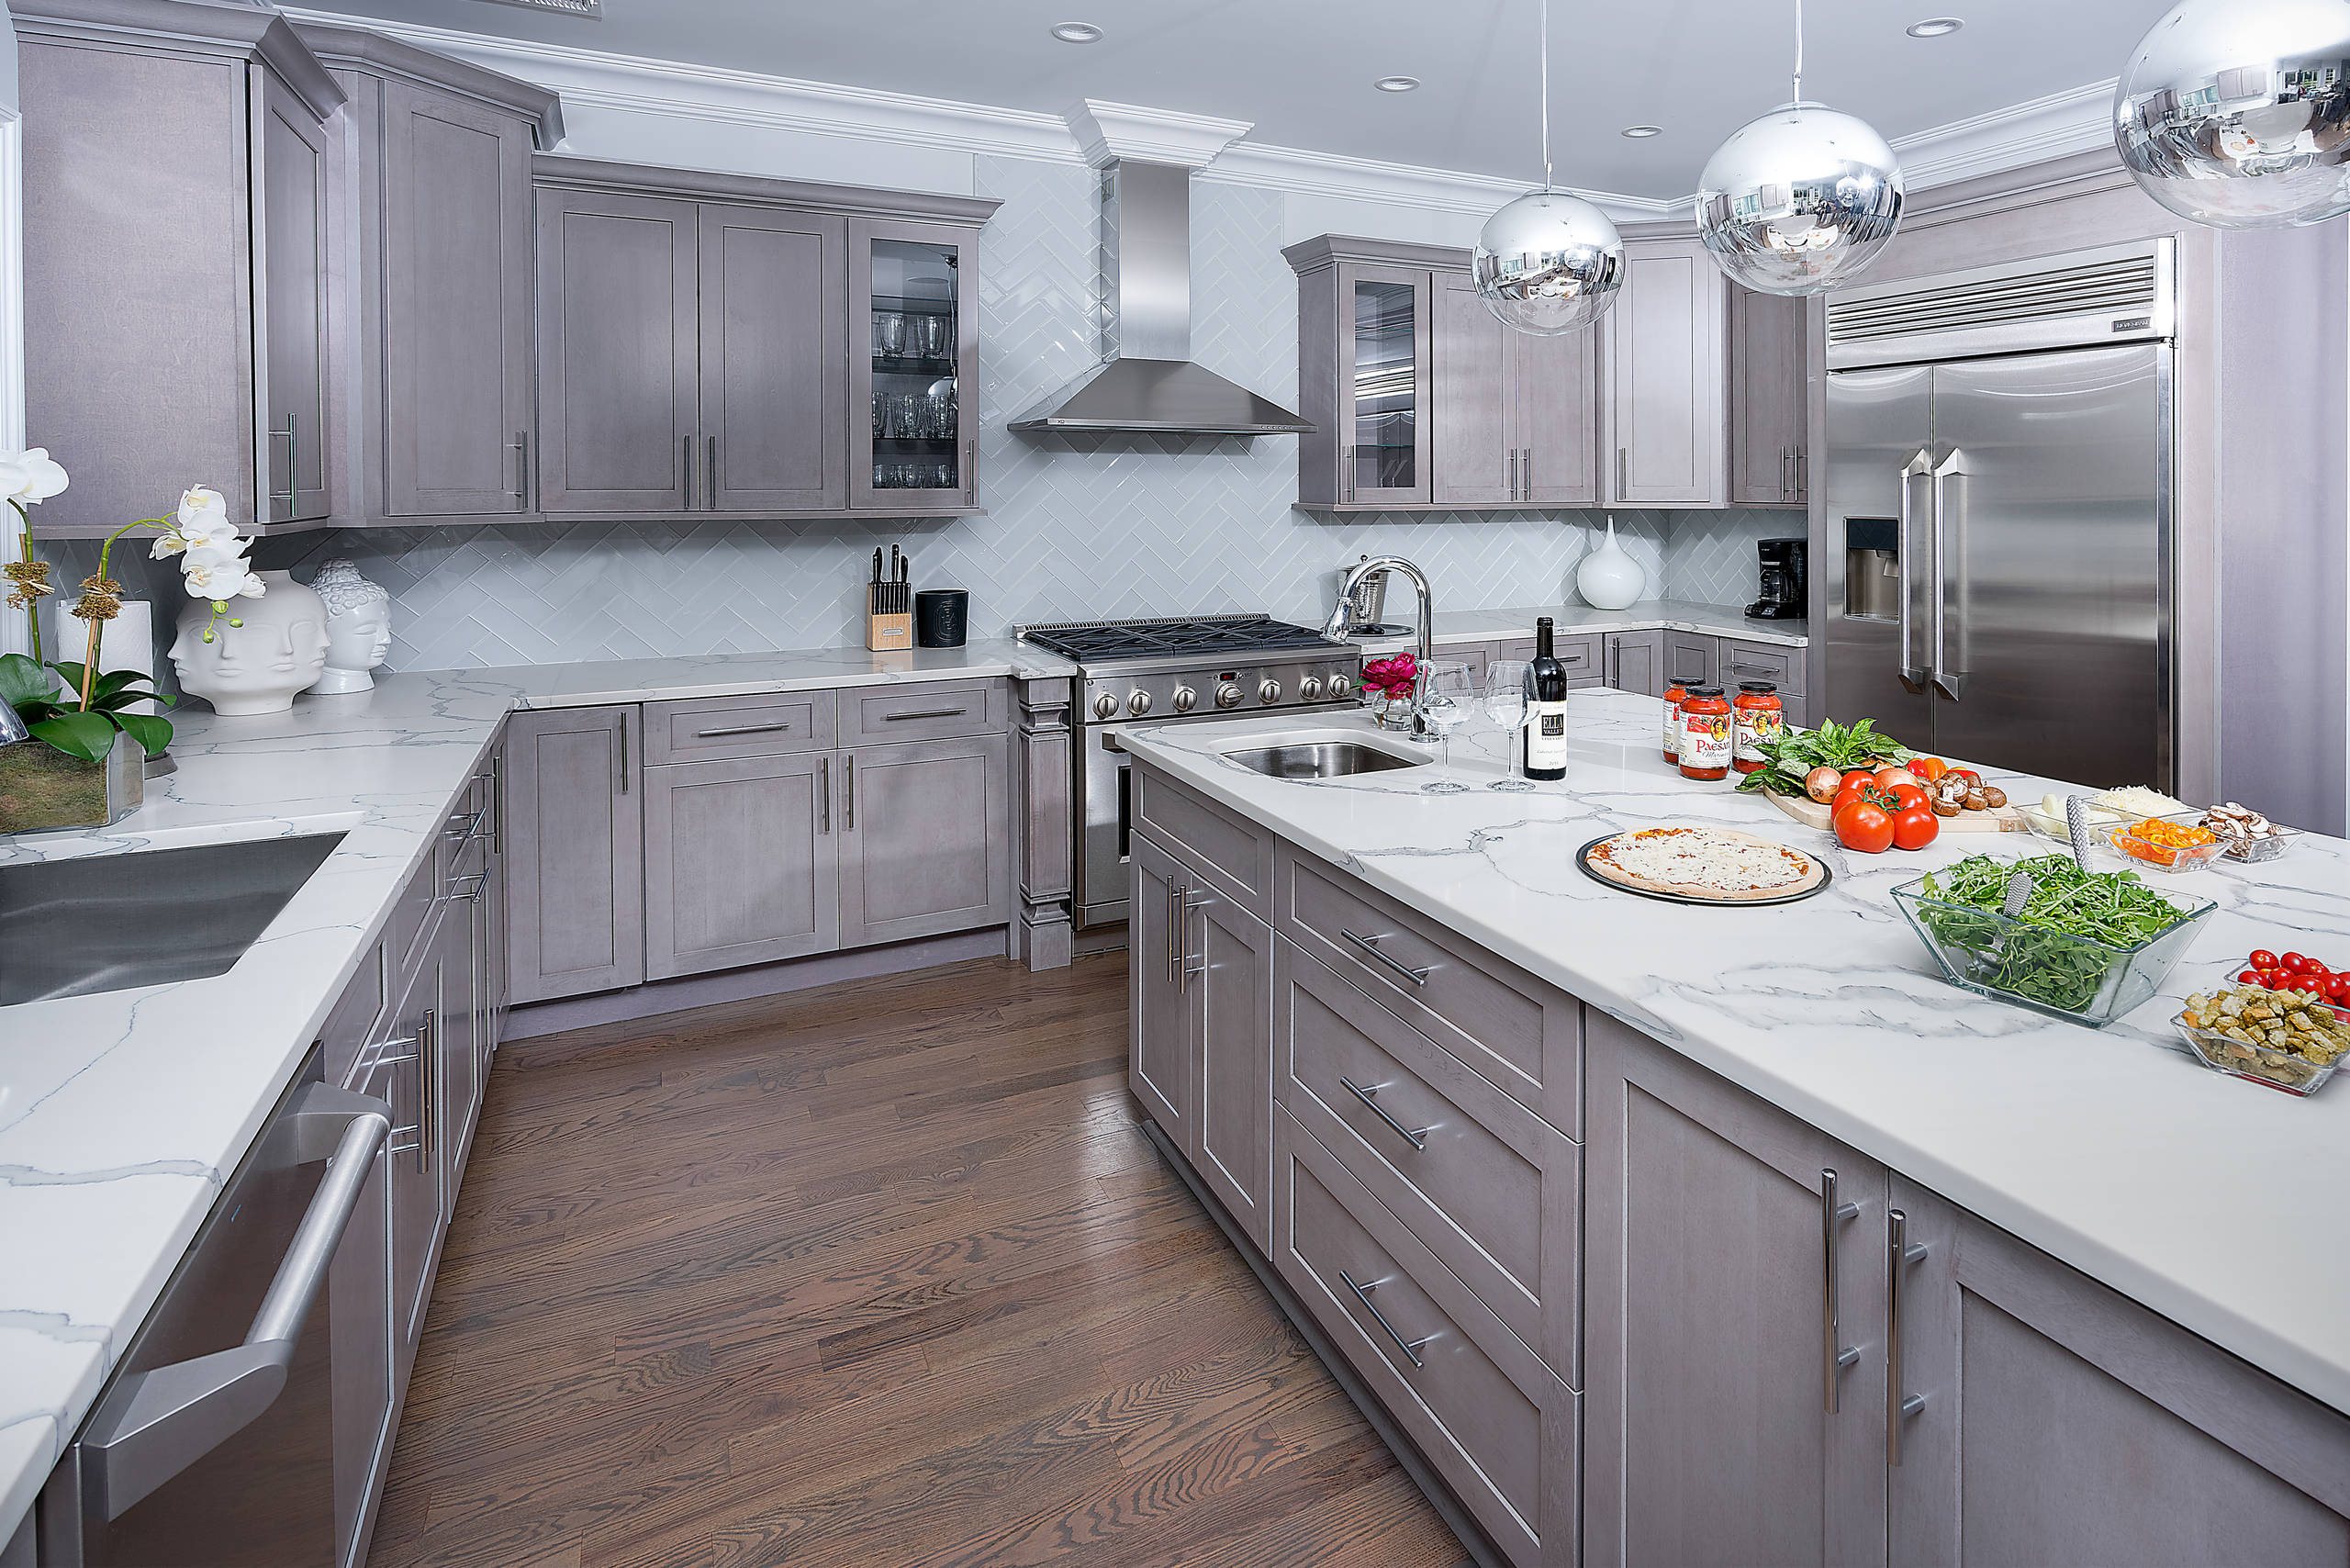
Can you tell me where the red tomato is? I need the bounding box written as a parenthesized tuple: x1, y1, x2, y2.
(2238, 970, 2264, 985)
(1841, 768, 1876, 791)
(2283, 952, 2311, 973)
(2249, 949, 2279, 969)
(1833, 799, 1894, 854)
(1889, 804, 1941, 850)
(1886, 783, 1930, 812)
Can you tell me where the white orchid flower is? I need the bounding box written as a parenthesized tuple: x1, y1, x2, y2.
(175, 486, 233, 536)
(0, 448, 70, 506)
(181, 542, 260, 601)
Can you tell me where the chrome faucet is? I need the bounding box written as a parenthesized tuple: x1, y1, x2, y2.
(1323, 555, 1436, 738)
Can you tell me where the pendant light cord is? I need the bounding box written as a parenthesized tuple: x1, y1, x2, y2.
(1792, 0, 1804, 104)
(1539, 0, 1551, 191)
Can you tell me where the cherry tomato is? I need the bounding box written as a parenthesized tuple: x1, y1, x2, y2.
(2283, 952, 2311, 973)
(1889, 804, 1941, 851)
(1833, 799, 1894, 854)
(2238, 969, 2264, 984)
(2249, 949, 2279, 969)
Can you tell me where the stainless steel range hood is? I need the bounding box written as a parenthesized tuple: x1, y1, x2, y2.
(1008, 160, 1313, 435)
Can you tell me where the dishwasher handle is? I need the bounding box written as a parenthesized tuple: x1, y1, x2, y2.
(82, 1083, 391, 1520)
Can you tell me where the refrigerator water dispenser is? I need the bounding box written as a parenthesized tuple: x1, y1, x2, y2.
(1845, 516, 1901, 622)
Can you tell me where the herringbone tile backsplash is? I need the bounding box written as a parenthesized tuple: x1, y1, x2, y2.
(55, 158, 1786, 677)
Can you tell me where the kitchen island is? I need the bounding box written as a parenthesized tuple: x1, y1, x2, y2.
(1118, 692, 2350, 1567)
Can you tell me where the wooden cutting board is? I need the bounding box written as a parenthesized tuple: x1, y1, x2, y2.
(1761, 786, 2031, 834)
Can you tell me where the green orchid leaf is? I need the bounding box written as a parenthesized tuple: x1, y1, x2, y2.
(89, 669, 151, 702)
(0, 652, 56, 710)
(14, 699, 64, 725)
(113, 711, 173, 757)
(28, 708, 117, 761)
(47, 660, 87, 690)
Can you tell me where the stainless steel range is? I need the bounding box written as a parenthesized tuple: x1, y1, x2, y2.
(1018, 614, 1363, 931)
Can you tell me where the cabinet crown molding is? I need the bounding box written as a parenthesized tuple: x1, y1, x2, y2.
(292, 19, 565, 149)
(1281, 234, 1472, 277)
(529, 153, 1001, 226)
(1067, 99, 1251, 171)
(14, 0, 345, 119)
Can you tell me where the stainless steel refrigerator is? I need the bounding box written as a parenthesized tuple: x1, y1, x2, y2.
(1822, 239, 2176, 790)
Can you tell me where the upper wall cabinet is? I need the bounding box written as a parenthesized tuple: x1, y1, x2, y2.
(1729, 286, 1812, 507)
(532, 159, 996, 521)
(1600, 238, 1729, 508)
(297, 24, 559, 526)
(1433, 272, 1597, 508)
(16, 0, 346, 537)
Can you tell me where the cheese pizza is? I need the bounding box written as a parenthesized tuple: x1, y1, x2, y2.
(1583, 825, 1824, 902)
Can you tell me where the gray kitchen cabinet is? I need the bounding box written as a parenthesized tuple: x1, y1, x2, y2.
(1662, 630, 1718, 689)
(15, 2, 345, 538)
(1190, 887, 1275, 1251)
(380, 941, 440, 1359)
(1730, 285, 1809, 506)
(1431, 274, 1600, 508)
(1128, 832, 1193, 1148)
(1604, 630, 1665, 698)
(1886, 1177, 2350, 1566)
(1584, 1009, 1889, 1568)
(703, 203, 850, 511)
(849, 216, 981, 512)
(534, 187, 701, 513)
(1513, 319, 1600, 506)
(1292, 245, 1437, 506)
(1500, 633, 1605, 689)
(838, 733, 1012, 948)
(434, 864, 485, 1197)
(643, 750, 838, 979)
(1601, 237, 1729, 508)
(504, 705, 644, 1003)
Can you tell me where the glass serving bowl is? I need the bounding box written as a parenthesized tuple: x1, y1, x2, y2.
(2108, 812, 2231, 874)
(1892, 879, 2216, 1027)
(2220, 823, 2300, 864)
(2173, 997, 2349, 1097)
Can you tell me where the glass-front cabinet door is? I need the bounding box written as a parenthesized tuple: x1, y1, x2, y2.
(1337, 263, 1431, 506)
(850, 218, 979, 512)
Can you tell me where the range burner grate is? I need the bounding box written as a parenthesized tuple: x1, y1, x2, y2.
(1019, 615, 1338, 664)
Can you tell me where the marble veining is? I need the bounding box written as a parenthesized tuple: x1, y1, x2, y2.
(1119, 696, 2350, 1418)
(0, 637, 1076, 1542)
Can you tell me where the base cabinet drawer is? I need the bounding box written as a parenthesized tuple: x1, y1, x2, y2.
(643, 690, 835, 764)
(838, 678, 1007, 744)
(1274, 1105, 1578, 1568)
(1278, 936, 1579, 1383)
(1135, 767, 1277, 919)
(1721, 638, 1806, 696)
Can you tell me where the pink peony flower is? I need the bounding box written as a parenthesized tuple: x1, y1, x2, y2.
(1362, 654, 1417, 696)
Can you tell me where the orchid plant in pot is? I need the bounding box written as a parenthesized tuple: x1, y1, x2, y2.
(0, 475, 264, 832)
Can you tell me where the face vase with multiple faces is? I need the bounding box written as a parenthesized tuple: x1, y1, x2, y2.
(169, 570, 330, 716)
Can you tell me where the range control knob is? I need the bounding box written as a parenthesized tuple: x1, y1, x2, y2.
(1299, 676, 1326, 701)
(1258, 678, 1282, 704)
(1171, 685, 1198, 713)
(1126, 689, 1152, 716)
(1092, 693, 1119, 720)
(1326, 675, 1355, 700)
(1214, 682, 1243, 710)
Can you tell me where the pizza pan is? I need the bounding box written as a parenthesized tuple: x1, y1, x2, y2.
(1574, 834, 1835, 908)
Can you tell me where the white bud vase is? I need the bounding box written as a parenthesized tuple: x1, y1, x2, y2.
(167, 570, 331, 716)
(1575, 515, 1646, 610)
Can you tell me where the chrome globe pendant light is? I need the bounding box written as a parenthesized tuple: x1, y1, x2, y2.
(1472, 0, 1625, 335)
(2114, 0, 2350, 230)
(1693, 0, 1904, 296)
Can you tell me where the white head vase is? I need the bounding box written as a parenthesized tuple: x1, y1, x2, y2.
(169, 569, 330, 716)
(308, 558, 393, 694)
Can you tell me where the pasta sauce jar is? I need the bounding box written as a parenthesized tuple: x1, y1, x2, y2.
(1732, 681, 1783, 775)
(1677, 686, 1733, 779)
(1661, 677, 1695, 764)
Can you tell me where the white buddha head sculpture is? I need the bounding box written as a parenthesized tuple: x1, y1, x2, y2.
(308, 558, 393, 695)
(169, 569, 330, 716)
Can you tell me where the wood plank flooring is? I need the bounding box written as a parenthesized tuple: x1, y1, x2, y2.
(367, 952, 1470, 1567)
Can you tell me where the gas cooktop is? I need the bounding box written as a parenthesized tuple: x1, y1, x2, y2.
(1018, 615, 1340, 666)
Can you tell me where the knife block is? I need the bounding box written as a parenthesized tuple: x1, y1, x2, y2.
(866, 586, 911, 651)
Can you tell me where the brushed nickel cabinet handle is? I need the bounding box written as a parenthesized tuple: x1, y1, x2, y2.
(417, 1009, 436, 1176)
(615, 717, 630, 796)
(1337, 1269, 1434, 1369)
(819, 756, 830, 834)
(1616, 445, 1628, 498)
(708, 435, 719, 510)
(1337, 928, 1433, 988)
(1522, 448, 1532, 498)
(965, 440, 976, 505)
(695, 722, 790, 738)
(489, 753, 503, 855)
(1338, 1076, 1428, 1150)
(268, 421, 297, 508)
(1822, 1167, 1861, 1413)
(682, 433, 694, 510)
(844, 754, 855, 830)
(1508, 448, 1518, 501)
(511, 431, 529, 504)
(882, 707, 967, 722)
(1888, 1208, 1929, 1462)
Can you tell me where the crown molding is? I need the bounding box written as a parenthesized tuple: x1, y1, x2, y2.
(1889, 78, 2117, 192)
(1202, 140, 1679, 224)
(1069, 99, 1250, 170)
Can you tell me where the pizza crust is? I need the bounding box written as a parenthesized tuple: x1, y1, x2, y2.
(1585, 826, 1825, 902)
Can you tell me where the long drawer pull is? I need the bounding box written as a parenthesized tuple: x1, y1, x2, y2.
(1727, 663, 1785, 676)
(1822, 1167, 1862, 1413)
(882, 707, 969, 722)
(1337, 928, 1433, 988)
(1337, 1269, 1435, 1369)
(1887, 1208, 1929, 1462)
(1338, 1077, 1428, 1150)
(819, 756, 831, 834)
(694, 722, 791, 738)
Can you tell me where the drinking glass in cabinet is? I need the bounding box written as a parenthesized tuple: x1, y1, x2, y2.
(1352, 278, 1417, 492)
(873, 311, 907, 357)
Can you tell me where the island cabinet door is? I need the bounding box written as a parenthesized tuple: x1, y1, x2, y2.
(643, 752, 838, 980)
(1128, 833, 1192, 1147)
(1886, 1179, 2350, 1567)
(1189, 891, 1273, 1251)
(1584, 1011, 1888, 1568)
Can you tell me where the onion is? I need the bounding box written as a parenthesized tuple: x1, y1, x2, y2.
(1805, 767, 1842, 803)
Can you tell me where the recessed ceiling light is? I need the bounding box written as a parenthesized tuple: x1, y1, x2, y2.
(1049, 21, 1102, 43)
(1906, 17, 1964, 37)
(1620, 125, 1663, 139)
(1373, 75, 1420, 93)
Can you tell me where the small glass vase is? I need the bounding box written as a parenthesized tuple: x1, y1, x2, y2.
(1368, 691, 1415, 730)
(0, 729, 144, 834)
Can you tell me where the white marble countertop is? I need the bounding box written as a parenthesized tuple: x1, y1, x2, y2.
(1353, 599, 1807, 652)
(0, 636, 1076, 1541)
(1117, 695, 2350, 1417)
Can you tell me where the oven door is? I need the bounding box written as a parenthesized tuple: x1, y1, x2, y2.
(1079, 726, 1133, 930)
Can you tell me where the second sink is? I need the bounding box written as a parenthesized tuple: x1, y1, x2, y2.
(1223, 741, 1426, 780)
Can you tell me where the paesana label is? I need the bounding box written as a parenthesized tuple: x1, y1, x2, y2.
(1681, 709, 1731, 768)
(1734, 705, 1785, 764)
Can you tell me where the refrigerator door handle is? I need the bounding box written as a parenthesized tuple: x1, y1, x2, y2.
(1931, 448, 1968, 700)
(1897, 450, 1935, 687)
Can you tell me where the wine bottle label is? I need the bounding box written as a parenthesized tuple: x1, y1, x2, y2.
(1681, 710, 1732, 768)
(1526, 704, 1571, 770)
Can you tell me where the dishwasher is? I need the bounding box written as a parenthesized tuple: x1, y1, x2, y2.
(37, 1047, 389, 1567)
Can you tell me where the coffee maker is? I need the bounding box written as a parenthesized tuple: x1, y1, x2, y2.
(1746, 538, 1807, 621)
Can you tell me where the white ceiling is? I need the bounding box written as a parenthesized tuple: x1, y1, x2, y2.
(309, 0, 2169, 198)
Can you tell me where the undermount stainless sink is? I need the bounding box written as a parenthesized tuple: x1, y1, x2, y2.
(1223, 741, 1426, 780)
(0, 832, 345, 1008)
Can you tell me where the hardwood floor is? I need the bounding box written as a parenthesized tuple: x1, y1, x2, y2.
(367, 952, 1470, 1567)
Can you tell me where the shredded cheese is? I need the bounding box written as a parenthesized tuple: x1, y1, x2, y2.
(1598, 828, 1810, 891)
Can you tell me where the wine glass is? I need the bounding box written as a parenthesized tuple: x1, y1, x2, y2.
(1417, 661, 1474, 795)
(1483, 659, 1535, 791)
